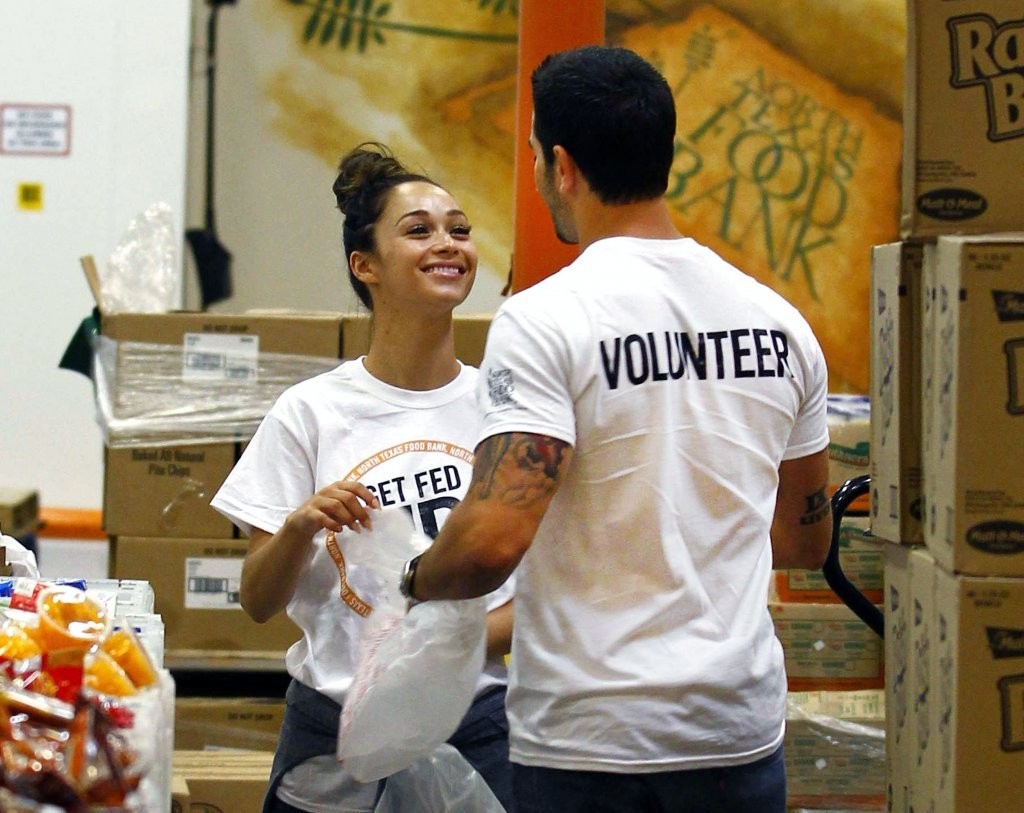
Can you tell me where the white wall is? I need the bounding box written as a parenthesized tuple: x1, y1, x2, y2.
(0, 1, 191, 510)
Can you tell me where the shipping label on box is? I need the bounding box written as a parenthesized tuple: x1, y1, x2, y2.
(871, 242, 924, 545)
(770, 601, 884, 691)
(934, 568, 1024, 812)
(185, 556, 242, 609)
(182, 332, 259, 382)
(903, 1, 1024, 237)
(927, 236, 1024, 576)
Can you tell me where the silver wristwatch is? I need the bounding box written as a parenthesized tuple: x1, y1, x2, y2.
(399, 554, 423, 602)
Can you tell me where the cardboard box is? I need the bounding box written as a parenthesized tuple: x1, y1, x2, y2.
(172, 750, 274, 812)
(341, 312, 491, 368)
(785, 690, 886, 810)
(770, 601, 884, 691)
(97, 311, 347, 448)
(903, 1, 1024, 238)
(103, 442, 240, 538)
(775, 515, 883, 604)
(170, 772, 190, 813)
(908, 547, 938, 813)
(0, 488, 39, 538)
(921, 243, 939, 550)
(883, 543, 913, 812)
(933, 567, 1024, 812)
(101, 311, 348, 357)
(96, 311, 492, 448)
(870, 242, 925, 545)
(110, 536, 299, 657)
(827, 394, 870, 513)
(174, 697, 285, 752)
(926, 235, 1024, 576)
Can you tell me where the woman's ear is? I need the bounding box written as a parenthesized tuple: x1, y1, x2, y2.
(349, 251, 378, 285)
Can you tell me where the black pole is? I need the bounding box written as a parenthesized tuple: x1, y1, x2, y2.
(203, 2, 219, 233)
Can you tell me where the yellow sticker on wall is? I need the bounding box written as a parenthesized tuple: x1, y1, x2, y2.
(18, 183, 42, 210)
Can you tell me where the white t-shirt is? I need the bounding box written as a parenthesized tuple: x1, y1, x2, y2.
(212, 359, 512, 812)
(477, 236, 829, 773)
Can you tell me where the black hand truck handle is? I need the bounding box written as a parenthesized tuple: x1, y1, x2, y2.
(821, 474, 884, 639)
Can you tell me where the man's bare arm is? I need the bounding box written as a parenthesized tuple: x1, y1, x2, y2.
(770, 448, 832, 571)
(413, 432, 573, 600)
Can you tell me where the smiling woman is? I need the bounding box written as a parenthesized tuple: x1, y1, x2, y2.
(208, 142, 516, 813)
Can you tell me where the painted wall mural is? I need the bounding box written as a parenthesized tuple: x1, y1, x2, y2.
(242, 0, 905, 393)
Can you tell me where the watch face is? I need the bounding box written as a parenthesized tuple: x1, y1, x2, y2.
(400, 555, 419, 598)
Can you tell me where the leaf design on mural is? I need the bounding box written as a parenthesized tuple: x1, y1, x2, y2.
(474, 0, 518, 15)
(294, 0, 390, 51)
(287, 0, 517, 52)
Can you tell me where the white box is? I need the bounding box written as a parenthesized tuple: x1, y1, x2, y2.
(908, 548, 938, 813)
(883, 543, 913, 810)
(927, 235, 1024, 576)
(870, 242, 924, 544)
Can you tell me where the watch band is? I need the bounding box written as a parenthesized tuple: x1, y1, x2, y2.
(399, 553, 423, 602)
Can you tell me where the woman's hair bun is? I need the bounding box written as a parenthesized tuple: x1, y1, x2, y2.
(333, 142, 410, 214)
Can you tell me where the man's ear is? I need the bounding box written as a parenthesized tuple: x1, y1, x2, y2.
(551, 145, 578, 195)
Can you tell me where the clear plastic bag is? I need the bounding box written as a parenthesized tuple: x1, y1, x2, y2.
(337, 509, 486, 783)
(100, 202, 179, 314)
(374, 744, 505, 813)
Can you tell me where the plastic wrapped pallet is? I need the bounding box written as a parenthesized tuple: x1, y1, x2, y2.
(785, 690, 886, 811)
(92, 334, 342, 448)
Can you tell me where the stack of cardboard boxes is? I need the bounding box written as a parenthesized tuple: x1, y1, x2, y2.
(872, 3, 1024, 810)
(96, 308, 492, 801)
(103, 310, 491, 665)
(770, 396, 888, 808)
(102, 311, 355, 663)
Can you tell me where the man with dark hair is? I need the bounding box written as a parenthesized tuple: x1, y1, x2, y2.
(406, 45, 832, 812)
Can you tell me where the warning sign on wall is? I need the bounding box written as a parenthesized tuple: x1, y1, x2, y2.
(1, 104, 71, 156)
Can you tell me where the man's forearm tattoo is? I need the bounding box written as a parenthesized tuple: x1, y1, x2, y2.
(799, 487, 831, 525)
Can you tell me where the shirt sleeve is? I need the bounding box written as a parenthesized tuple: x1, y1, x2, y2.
(475, 301, 577, 447)
(783, 327, 831, 460)
(210, 405, 316, 537)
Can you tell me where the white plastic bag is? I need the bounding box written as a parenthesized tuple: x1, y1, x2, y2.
(0, 535, 39, 578)
(337, 509, 486, 782)
(374, 744, 505, 812)
(100, 202, 178, 314)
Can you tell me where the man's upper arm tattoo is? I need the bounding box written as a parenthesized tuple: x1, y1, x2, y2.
(471, 433, 569, 507)
(799, 487, 831, 526)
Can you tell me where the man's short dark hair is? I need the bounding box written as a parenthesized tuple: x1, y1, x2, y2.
(531, 45, 676, 205)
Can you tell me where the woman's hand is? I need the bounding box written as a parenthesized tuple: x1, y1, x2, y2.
(241, 481, 380, 622)
(283, 480, 381, 538)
